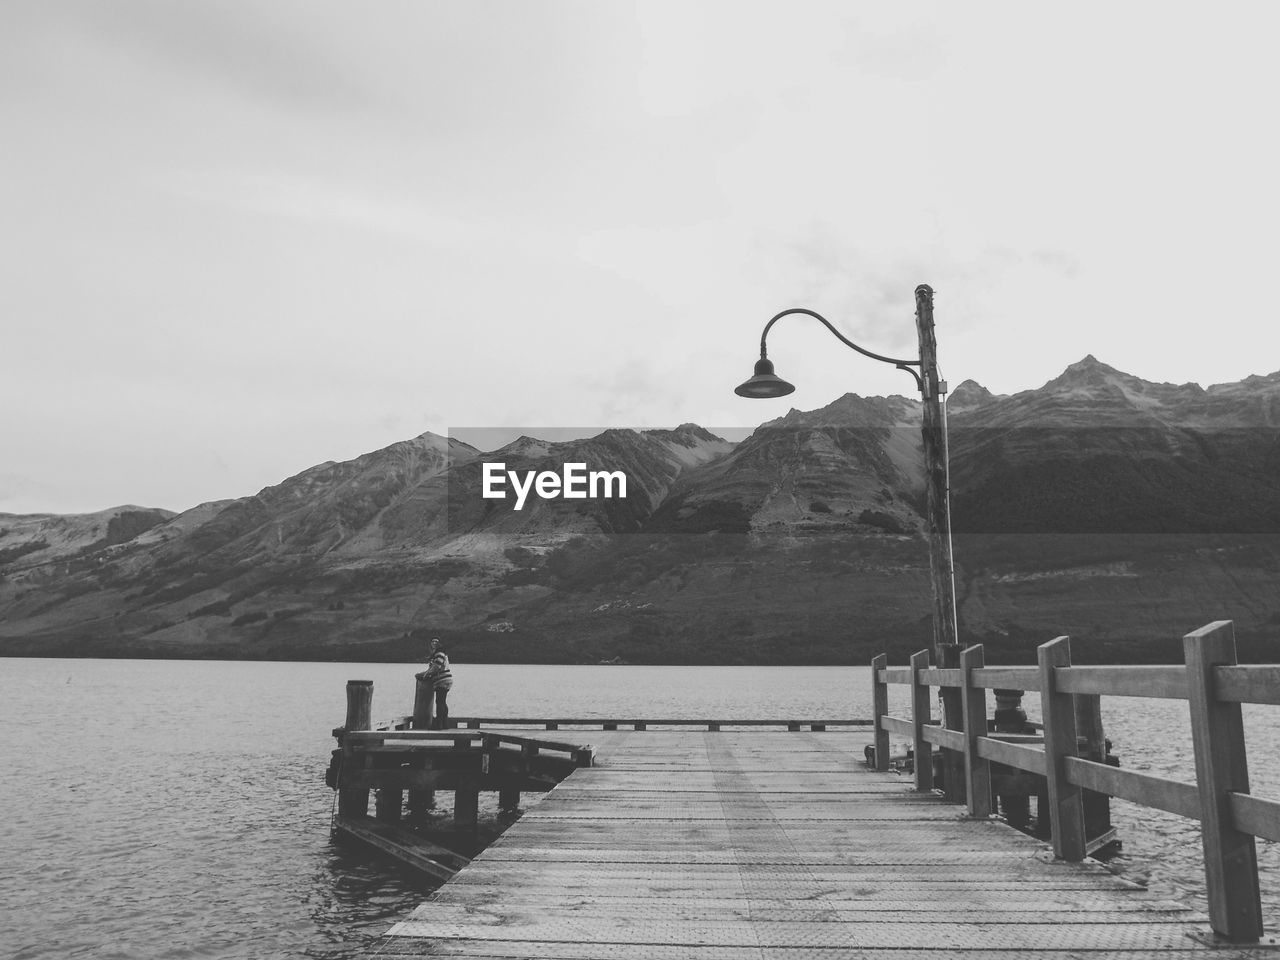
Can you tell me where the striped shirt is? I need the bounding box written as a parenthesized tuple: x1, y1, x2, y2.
(426, 651, 453, 690)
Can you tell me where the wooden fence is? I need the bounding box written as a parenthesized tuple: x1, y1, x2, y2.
(871, 619, 1280, 944)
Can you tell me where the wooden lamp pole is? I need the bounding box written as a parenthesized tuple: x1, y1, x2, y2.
(914, 285, 964, 800)
(736, 284, 964, 799)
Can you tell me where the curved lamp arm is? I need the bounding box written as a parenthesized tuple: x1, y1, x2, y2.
(759, 308, 924, 393)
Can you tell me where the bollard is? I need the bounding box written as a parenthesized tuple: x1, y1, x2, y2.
(407, 672, 436, 819)
(338, 681, 373, 817)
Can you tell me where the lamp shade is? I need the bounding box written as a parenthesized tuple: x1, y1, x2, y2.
(734, 357, 795, 398)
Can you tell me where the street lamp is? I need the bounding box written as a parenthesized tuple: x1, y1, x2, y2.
(734, 284, 963, 794)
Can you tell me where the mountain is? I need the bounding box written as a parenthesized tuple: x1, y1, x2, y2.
(949, 356, 1280, 534)
(0, 506, 175, 569)
(647, 394, 923, 535)
(2, 359, 1279, 665)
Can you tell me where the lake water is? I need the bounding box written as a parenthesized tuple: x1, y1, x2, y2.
(2, 658, 1279, 958)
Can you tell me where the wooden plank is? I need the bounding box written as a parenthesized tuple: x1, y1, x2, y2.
(1227, 791, 1280, 843)
(920, 724, 964, 752)
(333, 816, 467, 882)
(482, 732, 596, 755)
(369, 714, 413, 732)
(1063, 757, 1200, 820)
(918, 667, 963, 688)
(358, 724, 1276, 960)
(448, 717, 875, 727)
(346, 730, 485, 743)
(1054, 665, 1187, 699)
(976, 737, 1047, 776)
(1214, 664, 1280, 705)
(881, 714, 914, 738)
(882, 667, 914, 684)
(970, 666, 1041, 692)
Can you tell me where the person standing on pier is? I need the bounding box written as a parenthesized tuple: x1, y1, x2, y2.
(425, 638, 453, 729)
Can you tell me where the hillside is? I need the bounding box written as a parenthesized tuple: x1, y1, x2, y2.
(1, 358, 1278, 664)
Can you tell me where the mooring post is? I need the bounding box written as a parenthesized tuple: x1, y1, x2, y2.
(910, 649, 934, 791)
(413, 671, 435, 729)
(407, 671, 436, 819)
(960, 644, 992, 817)
(871, 653, 889, 771)
(1184, 620, 1262, 943)
(1038, 637, 1085, 860)
(338, 680, 373, 818)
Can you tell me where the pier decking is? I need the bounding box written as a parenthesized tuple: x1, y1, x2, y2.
(363, 728, 1277, 958)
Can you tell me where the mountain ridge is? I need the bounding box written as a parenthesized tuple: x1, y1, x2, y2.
(2, 357, 1279, 664)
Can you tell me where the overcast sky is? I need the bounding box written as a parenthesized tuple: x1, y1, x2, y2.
(3, 2, 1278, 515)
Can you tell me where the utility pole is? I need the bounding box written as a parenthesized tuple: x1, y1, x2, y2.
(914, 284, 964, 801)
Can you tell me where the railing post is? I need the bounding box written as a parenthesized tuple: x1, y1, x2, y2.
(871, 653, 889, 771)
(1038, 637, 1085, 860)
(961, 644, 992, 817)
(338, 680, 373, 817)
(910, 649, 934, 792)
(1184, 620, 1262, 943)
(937, 644, 965, 802)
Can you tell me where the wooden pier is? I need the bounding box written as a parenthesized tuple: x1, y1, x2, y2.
(360, 726, 1274, 958)
(332, 619, 1280, 958)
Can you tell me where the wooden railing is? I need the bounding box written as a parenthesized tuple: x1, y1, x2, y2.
(871, 619, 1280, 944)
(331, 679, 597, 832)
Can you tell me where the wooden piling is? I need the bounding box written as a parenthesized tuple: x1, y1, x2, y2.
(339, 680, 373, 817)
(1074, 690, 1113, 847)
(992, 687, 1030, 828)
(1184, 620, 1262, 942)
(408, 672, 436, 818)
(376, 780, 402, 823)
(346, 679, 373, 731)
(413, 672, 435, 729)
(498, 787, 521, 811)
(454, 786, 480, 828)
